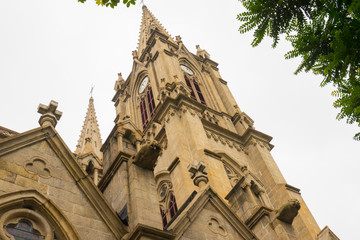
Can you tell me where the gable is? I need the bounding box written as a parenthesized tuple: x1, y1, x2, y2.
(181, 202, 247, 240)
(167, 187, 258, 240)
(0, 126, 127, 239)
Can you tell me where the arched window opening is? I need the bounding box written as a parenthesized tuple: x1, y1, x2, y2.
(169, 193, 178, 218)
(6, 220, 42, 240)
(180, 64, 206, 105)
(138, 76, 156, 129)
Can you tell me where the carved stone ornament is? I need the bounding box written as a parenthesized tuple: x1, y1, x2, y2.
(187, 161, 208, 188)
(133, 141, 162, 170)
(276, 199, 301, 224)
(25, 158, 51, 178)
(207, 216, 227, 237)
(37, 100, 62, 128)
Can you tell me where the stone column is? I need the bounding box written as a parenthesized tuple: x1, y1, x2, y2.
(93, 168, 99, 185)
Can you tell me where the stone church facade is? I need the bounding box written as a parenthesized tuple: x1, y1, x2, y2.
(0, 6, 339, 240)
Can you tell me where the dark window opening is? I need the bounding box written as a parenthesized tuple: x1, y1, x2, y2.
(169, 193, 178, 218)
(160, 208, 167, 227)
(184, 75, 196, 100)
(139, 84, 156, 129)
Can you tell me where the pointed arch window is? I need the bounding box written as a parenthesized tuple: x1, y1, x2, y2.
(168, 193, 178, 218)
(157, 181, 179, 227)
(181, 64, 206, 105)
(138, 76, 156, 129)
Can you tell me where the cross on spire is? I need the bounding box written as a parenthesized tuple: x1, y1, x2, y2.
(90, 85, 95, 97)
(37, 100, 63, 128)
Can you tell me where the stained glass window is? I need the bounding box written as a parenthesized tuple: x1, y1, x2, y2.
(6, 220, 42, 240)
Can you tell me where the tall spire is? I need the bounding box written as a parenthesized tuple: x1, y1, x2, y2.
(137, 5, 176, 55)
(75, 97, 103, 162)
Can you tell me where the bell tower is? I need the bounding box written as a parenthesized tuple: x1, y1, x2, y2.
(99, 5, 331, 240)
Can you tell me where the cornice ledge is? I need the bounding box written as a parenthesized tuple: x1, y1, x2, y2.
(0, 126, 48, 157)
(152, 93, 205, 124)
(100, 124, 118, 153)
(204, 149, 222, 160)
(245, 205, 273, 229)
(127, 224, 175, 240)
(242, 129, 274, 150)
(98, 151, 131, 192)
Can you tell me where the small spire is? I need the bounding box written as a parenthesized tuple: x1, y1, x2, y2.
(137, 5, 176, 55)
(75, 96, 103, 163)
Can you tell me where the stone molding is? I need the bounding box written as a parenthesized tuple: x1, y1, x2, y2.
(167, 186, 258, 240)
(245, 205, 273, 229)
(127, 223, 175, 240)
(98, 151, 132, 192)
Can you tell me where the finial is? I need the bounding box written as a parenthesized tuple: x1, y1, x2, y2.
(37, 100, 63, 128)
(188, 161, 209, 188)
(196, 45, 210, 59)
(175, 35, 182, 44)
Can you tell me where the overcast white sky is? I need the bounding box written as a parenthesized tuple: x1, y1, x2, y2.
(0, 0, 358, 239)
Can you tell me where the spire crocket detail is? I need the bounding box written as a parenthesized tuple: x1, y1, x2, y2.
(75, 97, 102, 161)
(137, 5, 177, 56)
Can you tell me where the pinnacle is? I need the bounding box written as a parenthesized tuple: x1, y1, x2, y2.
(75, 96, 103, 163)
(137, 5, 176, 55)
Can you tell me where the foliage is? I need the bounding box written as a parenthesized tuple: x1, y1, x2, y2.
(78, 0, 136, 8)
(238, 0, 360, 140)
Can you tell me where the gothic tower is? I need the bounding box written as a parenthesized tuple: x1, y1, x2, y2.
(98, 5, 334, 240)
(75, 96, 103, 185)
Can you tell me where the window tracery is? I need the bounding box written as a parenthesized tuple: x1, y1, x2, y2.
(157, 181, 178, 227)
(223, 163, 240, 187)
(6, 220, 42, 240)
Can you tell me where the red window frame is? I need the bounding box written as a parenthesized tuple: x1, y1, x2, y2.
(160, 208, 167, 227)
(192, 78, 206, 105)
(140, 97, 148, 128)
(169, 193, 178, 218)
(147, 86, 156, 117)
(184, 75, 196, 100)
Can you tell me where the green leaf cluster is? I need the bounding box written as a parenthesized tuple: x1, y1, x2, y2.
(238, 0, 360, 140)
(78, 0, 136, 8)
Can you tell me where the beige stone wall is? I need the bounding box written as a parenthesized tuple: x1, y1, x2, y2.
(103, 161, 128, 213)
(0, 141, 116, 240)
(180, 202, 246, 240)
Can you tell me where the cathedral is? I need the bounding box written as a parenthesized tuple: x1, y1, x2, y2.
(0, 5, 339, 240)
